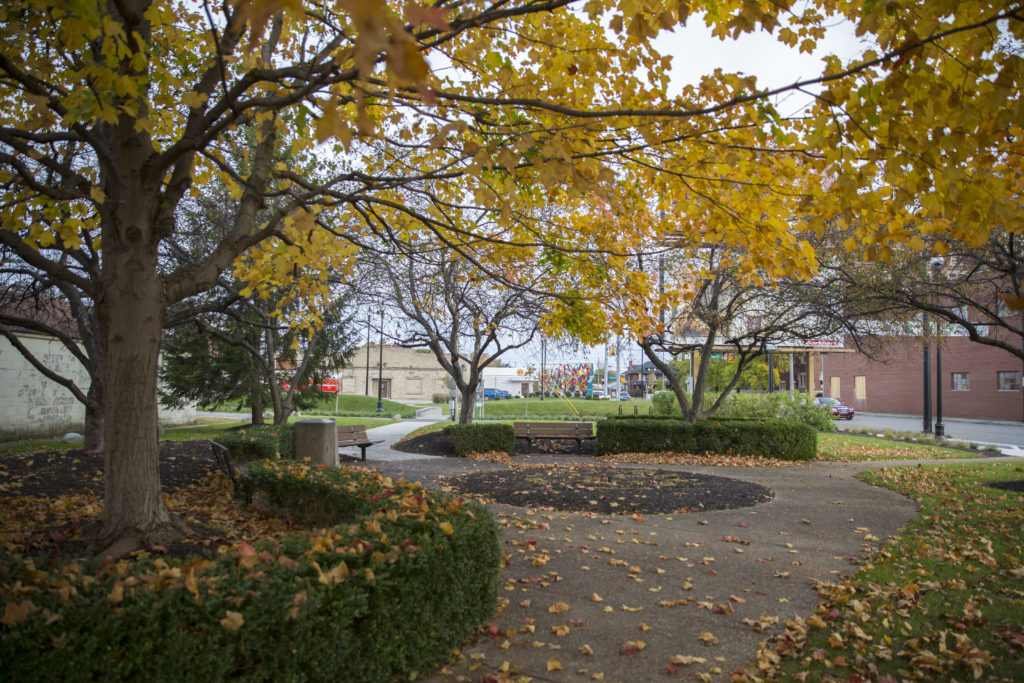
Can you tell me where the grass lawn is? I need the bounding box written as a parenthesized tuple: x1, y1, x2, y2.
(818, 432, 986, 461)
(765, 460, 1024, 680)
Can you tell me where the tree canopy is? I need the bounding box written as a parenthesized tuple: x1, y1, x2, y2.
(0, 0, 1019, 553)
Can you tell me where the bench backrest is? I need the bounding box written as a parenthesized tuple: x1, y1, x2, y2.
(514, 422, 593, 436)
(337, 424, 370, 441)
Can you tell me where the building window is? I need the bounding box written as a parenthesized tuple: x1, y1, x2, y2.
(998, 371, 1021, 391)
(951, 372, 969, 391)
(854, 375, 866, 400)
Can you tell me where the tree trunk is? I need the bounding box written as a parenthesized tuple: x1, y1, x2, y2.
(92, 232, 186, 556)
(250, 388, 264, 425)
(82, 388, 105, 453)
(459, 389, 475, 424)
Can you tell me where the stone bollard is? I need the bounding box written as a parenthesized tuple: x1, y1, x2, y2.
(293, 418, 338, 468)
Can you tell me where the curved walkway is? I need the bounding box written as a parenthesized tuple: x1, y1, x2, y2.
(356, 420, 937, 682)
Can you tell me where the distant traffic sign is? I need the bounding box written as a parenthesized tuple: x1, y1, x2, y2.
(321, 379, 339, 393)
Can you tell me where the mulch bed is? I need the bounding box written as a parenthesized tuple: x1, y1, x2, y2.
(0, 441, 222, 498)
(987, 480, 1024, 492)
(444, 465, 774, 514)
(397, 431, 775, 513)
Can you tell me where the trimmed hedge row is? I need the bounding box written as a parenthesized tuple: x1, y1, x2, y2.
(442, 423, 514, 456)
(215, 424, 294, 462)
(1, 461, 502, 682)
(596, 417, 817, 460)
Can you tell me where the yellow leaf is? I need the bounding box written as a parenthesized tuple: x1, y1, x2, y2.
(547, 658, 563, 672)
(579, 644, 594, 656)
(669, 654, 706, 665)
(90, 186, 106, 205)
(1, 601, 38, 626)
(107, 584, 124, 604)
(591, 593, 603, 602)
(220, 610, 244, 631)
(439, 521, 454, 535)
(548, 601, 571, 613)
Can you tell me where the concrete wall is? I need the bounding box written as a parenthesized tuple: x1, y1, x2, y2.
(0, 333, 195, 441)
(820, 335, 1023, 421)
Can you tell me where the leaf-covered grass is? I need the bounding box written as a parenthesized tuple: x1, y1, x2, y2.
(760, 461, 1024, 681)
(0, 439, 72, 459)
(818, 432, 985, 461)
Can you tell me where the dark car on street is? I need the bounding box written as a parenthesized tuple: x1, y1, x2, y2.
(814, 396, 855, 419)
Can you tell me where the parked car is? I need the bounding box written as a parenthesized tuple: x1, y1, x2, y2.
(814, 397, 855, 419)
(482, 388, 512, 400)
(618, 390, 631, 401)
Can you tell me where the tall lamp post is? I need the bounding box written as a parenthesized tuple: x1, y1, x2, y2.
(922, 310, 932, 434)
(932, 259, 945, 437)
(376, 309, 384, 413)
(364, 316, 371, 396)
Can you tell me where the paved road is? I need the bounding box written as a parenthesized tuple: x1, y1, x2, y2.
(838, 412, 1024, 452)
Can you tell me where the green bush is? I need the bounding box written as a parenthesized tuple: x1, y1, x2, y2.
(651, 390, 679, 415)
(596, 417, 817, 460)
(442, 423, 514, 456)
(214, 424, 294, 462)
(1, 462, 502, 682)
(431, 392, 448, 404)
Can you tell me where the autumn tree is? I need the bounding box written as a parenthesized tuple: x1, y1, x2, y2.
(360, 245, 545, 424)
(0, 1, 1018, 555)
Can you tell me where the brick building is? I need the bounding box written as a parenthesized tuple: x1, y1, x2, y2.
(816, 335, 1022, 421)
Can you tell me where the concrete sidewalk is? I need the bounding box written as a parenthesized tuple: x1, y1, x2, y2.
(356, 418, 448, 462)
(355, 444, 947, 682)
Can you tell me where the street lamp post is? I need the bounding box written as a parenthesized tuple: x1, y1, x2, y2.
(932, 259, 945, 438)
(376, 310, 384, 413)
(922, 311, 932, 434)
(364, 317, 371, 396)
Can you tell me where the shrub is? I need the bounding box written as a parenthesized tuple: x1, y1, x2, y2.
(1, 462, 502, 683)
(651, 390, 679, 415)
(214, 424, 294, 462)
(442, 423, 514, 456)
(651, 390, 835, 431)
(596, 417, 816, 461)
(431, 392, 448, 404)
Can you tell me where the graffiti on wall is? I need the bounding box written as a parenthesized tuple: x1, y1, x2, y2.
(545, 363, 592, 395)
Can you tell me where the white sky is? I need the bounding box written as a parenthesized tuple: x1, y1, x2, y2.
(652, 13, 869, 115)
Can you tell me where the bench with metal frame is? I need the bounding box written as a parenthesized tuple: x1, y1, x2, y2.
(513, 422, 595, 454)
(337, 424, 383, 461)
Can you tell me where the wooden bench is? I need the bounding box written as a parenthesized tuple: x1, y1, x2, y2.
(337, 424, 383, 461)
(514, 422, 595, 454)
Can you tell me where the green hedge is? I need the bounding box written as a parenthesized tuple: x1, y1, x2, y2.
(1, 462, 502, 682)
(214, 424, 294, 462)
(442, 423, 514, 456)
(596, 417, 817, 460)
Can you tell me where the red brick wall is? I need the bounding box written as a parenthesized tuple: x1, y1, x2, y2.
(820, 336, 1023, 421)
